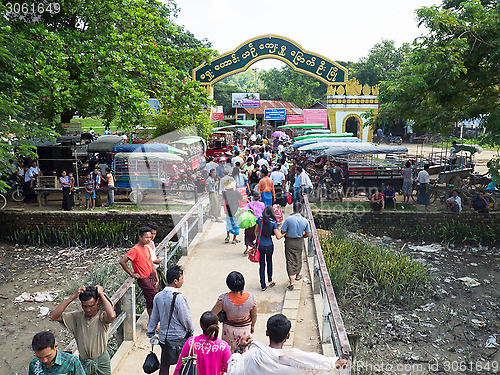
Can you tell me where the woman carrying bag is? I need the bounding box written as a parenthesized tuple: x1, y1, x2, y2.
(173, 311, 231, 375)
(255, 206, 285, 291)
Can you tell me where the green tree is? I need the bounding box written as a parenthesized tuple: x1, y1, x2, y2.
(350, 40, 410, 86)
(372, 1, 500, 135)
(260, 66, 326, 108)
(6, 0, 215, 133)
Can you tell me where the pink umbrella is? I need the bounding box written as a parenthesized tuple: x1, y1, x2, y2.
(272, 131, 286, 138)
(245, 201, 265, 218)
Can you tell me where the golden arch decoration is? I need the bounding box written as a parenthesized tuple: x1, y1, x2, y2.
(192, 35, 348, 86)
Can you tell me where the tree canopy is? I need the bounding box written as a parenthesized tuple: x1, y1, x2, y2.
(4, 0, 214, 131)
(371, 0, 500, 136)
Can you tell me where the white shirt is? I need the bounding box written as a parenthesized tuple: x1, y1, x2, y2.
(227, 340, 340, 375)
(231, 156, 244, 167)
(280, 164, 288, 176)
(250, 134, 257, 142)
(264, 151, 272, 161)
(416, 170, 430, 184)
(147, 242, 159, 269)
(300, 171, 313, 188)
(446, 195, 462, 211)
(24, 168, 33, 182)
(270, 171, 285, 186)
(205, 161, 218, 174)
(256, 158, 269, 169)
(29, 166, 40, 176)
(277, 144, 285, 152)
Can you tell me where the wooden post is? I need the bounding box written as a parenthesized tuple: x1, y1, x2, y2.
(122, 284, 136, 341)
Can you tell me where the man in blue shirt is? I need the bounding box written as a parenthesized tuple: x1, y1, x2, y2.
(468, 190, 490, 213)
(281, 202, 311, 290)
(29, 331, 85, 375)
(382, 183, 397, 210)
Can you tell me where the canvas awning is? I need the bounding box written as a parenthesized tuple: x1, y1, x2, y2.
(319, 143, 408, 156)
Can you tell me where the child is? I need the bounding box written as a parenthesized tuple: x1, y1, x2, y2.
(84, 173, 95, 210)
(68, 171, 75, 194)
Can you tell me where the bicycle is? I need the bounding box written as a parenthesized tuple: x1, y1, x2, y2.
(0, 193, 6, 209)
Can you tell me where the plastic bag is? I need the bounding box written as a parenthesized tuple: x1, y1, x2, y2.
(273, 204, 283, 225)
(238, 210, 257, 229)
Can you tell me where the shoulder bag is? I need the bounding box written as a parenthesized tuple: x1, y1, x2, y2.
(248, 220, 263, 263)
(162, 292, 188, 365)
(178, 337, 197, 375)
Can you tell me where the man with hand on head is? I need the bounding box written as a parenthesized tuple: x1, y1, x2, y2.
(50, 285, 116, 375)
(29, 331, 85, 375)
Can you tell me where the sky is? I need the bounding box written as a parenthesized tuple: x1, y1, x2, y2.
(170, 0, 440, 70)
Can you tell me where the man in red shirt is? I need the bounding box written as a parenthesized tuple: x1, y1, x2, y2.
(119, 227, 159, 316)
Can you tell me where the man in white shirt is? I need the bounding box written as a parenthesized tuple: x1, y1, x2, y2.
(29, 160, 42, 178)
(228, 314, 348, 375)
(250, 132, 257, 143)
(256, 154, 269, 170)
(204, 157, 218, 177)
(277, 142, 285, 153)
(416, 164, 431, 212)
(445, 189, 462, 212)
(270, 166, 285, 188)
(231, 151, 244, 167)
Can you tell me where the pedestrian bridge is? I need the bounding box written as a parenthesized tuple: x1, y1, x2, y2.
(64, 194, 352, 374)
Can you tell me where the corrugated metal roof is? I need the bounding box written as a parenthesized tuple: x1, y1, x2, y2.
(244, 100, 303, 115)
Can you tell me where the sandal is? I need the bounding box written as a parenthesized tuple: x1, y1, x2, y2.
(224, 237, 230, 243)
(287, 284, 294, 290)
(295, 275, 302, 281)
(243, 249, 248, 255)
(268, 281, 276, 288)
(232, 239, 241, 244)
(261, 286, 267, 291)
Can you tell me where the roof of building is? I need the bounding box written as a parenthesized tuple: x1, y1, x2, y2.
(229, 100, 303, 116)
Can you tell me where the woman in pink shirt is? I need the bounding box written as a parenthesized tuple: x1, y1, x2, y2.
(173, 311, 231, 375)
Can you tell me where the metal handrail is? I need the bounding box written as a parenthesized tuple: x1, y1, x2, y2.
(64, 193, 210, 354)
(303, 195, 352, 361)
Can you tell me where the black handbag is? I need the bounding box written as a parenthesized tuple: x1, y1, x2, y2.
(162, 292, 187, 365)
(217, 309, 227, 323)
(143, 346, 160, 374)
(178, 338, 197, 375)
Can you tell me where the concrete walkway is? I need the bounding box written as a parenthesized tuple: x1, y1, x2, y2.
(112, 205, 321, 374)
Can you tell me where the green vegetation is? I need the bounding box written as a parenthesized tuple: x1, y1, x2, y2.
(8, 221, 137, 247)
(399, 220, 500, 246)
(321, 222, 432, 304)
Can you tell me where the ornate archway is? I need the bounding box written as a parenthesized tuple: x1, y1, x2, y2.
(193, 35, 378, 139)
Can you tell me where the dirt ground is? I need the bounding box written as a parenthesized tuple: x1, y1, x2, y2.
(343, 234, 500, 375)
(0, 243, 124, 375)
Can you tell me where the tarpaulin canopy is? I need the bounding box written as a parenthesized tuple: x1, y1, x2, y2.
(318, 143, 408, 156)
(87, 135, 124, 153)
(293, 137, 362, 148)
(304, 130, 332, 135)
(111, 143, 187, 155)
(236, 120, 256, 126)
(114, 152, 183, 162)
(456, 144, 483, 154)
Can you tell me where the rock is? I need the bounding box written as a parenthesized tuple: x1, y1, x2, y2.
(457, 277, 481, 287)
(471, 319, 486, 328)
(37, 306, 50, 317)
(14, 292, 31, 303)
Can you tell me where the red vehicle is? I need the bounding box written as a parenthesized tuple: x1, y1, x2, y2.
(206, 131, 234, 157)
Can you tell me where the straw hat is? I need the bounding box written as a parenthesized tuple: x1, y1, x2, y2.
(222, 177, 236, 189)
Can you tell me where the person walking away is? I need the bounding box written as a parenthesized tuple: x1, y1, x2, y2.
(231, 151, 244, 167)
(445, 189, 462, 212)
(370, 188, 385, 213)
(173, 311, 232, 375)
(222, 178, 248, 244)
(255, 206, 284, 291)
(232, 166, 248, 189)
(299, 167, 313, 198)
(84, 173, 96, 210)
(60, 171, 73, 211)
(248, 166, 261, 193)
(207, 169, 223, 222)
(328, 163, 344, 202)
(104, 168, 114, 207)
(147, 265, 195, 375)
(401, 161, 413, 204)
(119, 227, 159, 317)
(270, 165, 286, 204)
(211, 271, 257, 353)
(280, 202, 311, 290)
(257, 168, 275, 207)
(416, 164, 431, 212)
(227, 314, 348, 375)
(29, 331, 85, 375)
(146, 221, 162, 269)
(50, 285, 116, 375)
